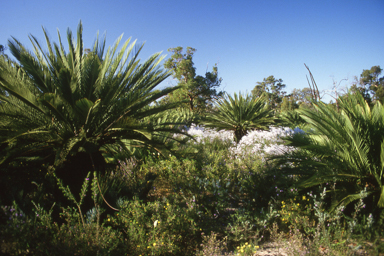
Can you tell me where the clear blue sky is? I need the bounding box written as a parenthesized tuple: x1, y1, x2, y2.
(1, 0, 383, 102)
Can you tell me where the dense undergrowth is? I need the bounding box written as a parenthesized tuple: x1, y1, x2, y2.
(1, 126, 383, 255)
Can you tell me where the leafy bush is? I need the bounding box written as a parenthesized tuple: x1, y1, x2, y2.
(1, 119, 383, 255)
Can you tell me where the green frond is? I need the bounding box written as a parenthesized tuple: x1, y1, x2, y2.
(203, 92, 274, 142)
(331, 190, 374, 212)
(287, 92, 384, 208)
(0, 21, 186, 177)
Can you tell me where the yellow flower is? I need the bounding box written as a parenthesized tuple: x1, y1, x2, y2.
(255, 245, 259, 249)
(281, 201, 285, 204)
(153, 243, 156, 246)
(302, 196, 306, 200)
(108, 218, 110, 221)
(297, 203, 300, 206)
(245, 242, 248, 245)
(240, 249, 244, 253)
(237, 246, 240, 249)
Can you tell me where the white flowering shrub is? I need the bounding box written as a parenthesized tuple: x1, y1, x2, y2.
(230, 127, 304, 160)
(186, 125, 304, 161)
(185, 124, 234, 144)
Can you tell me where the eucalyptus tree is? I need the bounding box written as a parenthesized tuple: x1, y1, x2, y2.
(163, 46, 223, 116)
(280, 92, 384, 210)
(252, 75, 286, 111)
(203, 92, 274, 143)
(351, 65, 384, 104)
(0, 22, 184, 193)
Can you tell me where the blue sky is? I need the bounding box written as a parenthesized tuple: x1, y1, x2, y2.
(1, 0, 383, 102)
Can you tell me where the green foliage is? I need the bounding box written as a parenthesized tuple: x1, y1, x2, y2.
(269, 186, 379, 255)
(2, 20, 384, 256)
(196, 232, 230, 256)
(225, 206, 276, 246)
(278, 110, 307, 129)
(291, 87, 314, 109)
(203, 92, 274, 142)
(54, 172, 91, 226)
(252, 75, 286, 111)
(279, 95, 298, 112)
(1, 122, 384, 255)
(0, 172, 123, 255)
(279, 92, 384, 211)
(351, 65, 384, 104)
(0, 22, 187, 195)
(163, 46, 223, 117)
(110, 197, 198, 255)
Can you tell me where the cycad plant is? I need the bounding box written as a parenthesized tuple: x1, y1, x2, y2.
(203, 92, 274, 142)
(278, 110, 307, 129)
(0, 22, 184, 192)
(282, 92, 384, 209)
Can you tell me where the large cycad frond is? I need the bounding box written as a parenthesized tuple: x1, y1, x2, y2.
(0, 22, 182, 171)
(203, 92, 274, 142)
(280, 92, 384, 209)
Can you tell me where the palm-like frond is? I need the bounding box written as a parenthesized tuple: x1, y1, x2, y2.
(278, 110, 307, 129)
(279, 92, 384, 209)
(203, 92, 274, 142)
(0, 22, 183, 171)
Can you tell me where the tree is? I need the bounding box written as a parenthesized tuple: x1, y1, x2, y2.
(290, 87, 313, 109)
(351, 66, 384, 104)
(0, 22, 183, 194)
(360, 66, 384, 103)
(203, 92, 274, 142)
(280, 95, 298, 112)
(163, 47, 223, 116)
(252, 75, 286, 111)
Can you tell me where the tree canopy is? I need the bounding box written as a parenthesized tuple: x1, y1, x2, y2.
(163, 47, 223, 117)
(252, 75, 286, 111)
(351, 65, 384, 104)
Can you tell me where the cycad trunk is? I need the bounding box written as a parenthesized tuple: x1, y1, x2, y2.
(234, 129, 246, 143)
(55, 151, 106, 199)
